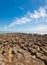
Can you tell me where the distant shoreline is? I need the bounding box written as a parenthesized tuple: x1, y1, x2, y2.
(0, 31, 47, 35)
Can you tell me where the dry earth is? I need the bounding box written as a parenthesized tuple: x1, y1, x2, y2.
(0, 33, 47, 65)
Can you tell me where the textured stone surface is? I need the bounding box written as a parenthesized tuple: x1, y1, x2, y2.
(0, 33, 47, 65)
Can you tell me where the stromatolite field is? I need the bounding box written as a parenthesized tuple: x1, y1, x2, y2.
(0, 33, 47, 65)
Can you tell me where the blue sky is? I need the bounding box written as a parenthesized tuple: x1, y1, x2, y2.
(0, 0, 47, 34)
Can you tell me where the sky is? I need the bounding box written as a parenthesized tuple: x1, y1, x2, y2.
(0, 0, 47, 34)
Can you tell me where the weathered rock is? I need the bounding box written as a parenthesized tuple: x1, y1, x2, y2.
(0, 33, 47, 65)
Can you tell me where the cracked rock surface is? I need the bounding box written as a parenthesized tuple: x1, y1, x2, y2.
(0, 33, 47, 65)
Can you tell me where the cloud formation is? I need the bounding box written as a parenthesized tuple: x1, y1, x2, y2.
(4, 6, 47, 34)
(9, 17, 31, 27)
(8, 7, 47, 28)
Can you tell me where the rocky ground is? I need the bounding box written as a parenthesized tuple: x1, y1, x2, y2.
(0, 33, 47, 65)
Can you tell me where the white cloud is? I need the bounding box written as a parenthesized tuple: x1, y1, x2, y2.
(9, 17, 31, 27)
(39, 7, 47, 17)
(28, 7, 47, 19)
(3, 6, 47, 34)
(18, 7, 24, 10)
(8, 7, 47, 28)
